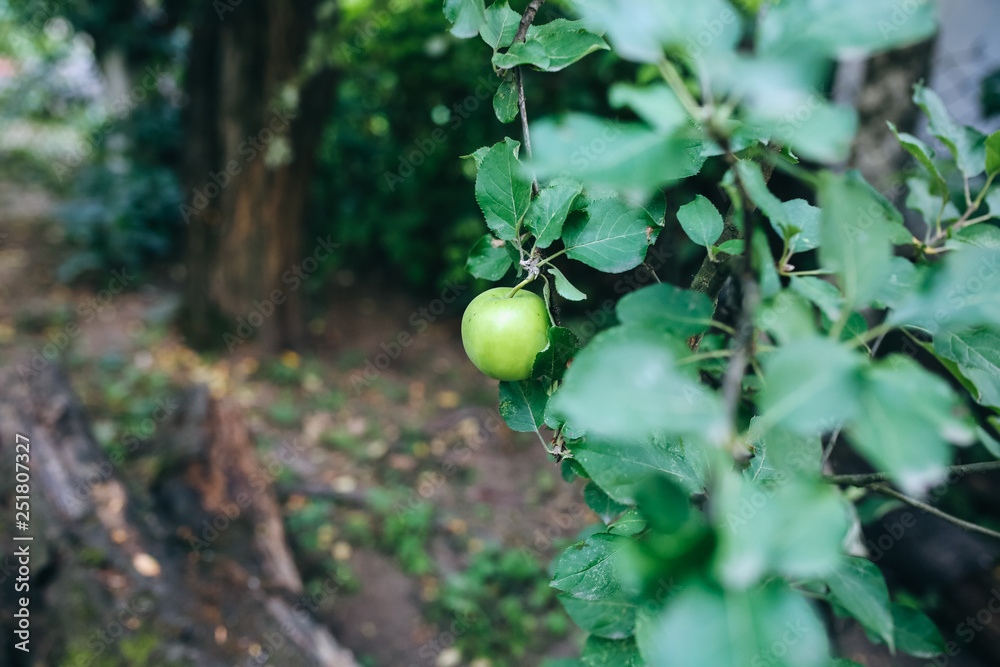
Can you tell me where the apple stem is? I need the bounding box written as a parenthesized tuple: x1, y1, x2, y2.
(506, 276, 534, 298)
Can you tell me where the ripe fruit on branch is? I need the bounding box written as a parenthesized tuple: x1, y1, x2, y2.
(461, 287, 549, 381)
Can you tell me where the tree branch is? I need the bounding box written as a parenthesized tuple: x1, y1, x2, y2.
(720, 165, 759, 434)
(688, 159, 776, 301)
(514, 0, 545, 43)
(513, 0, 544, 197)
(868, 482, 1000, 541)
(825, 461, 1000, 487)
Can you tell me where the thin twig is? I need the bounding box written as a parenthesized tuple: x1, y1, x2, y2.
(720, 162, 760, 431)
(688, 156, 777, 303)
(927, 172, 996, 246)
(869, 483, 1000, 541)
(513, 0, 545, 197)
(821, 329, 888, 465)
(513, 0, 544, 42)
(825, 461, 1000, 487)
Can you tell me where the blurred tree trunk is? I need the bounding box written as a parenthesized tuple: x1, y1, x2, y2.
(840, 39, 937, 189)
(181, 0, 337, 351)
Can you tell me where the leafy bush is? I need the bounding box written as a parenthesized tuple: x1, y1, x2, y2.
(311, 0, 622, 291)
(445, 0, 1000, 664)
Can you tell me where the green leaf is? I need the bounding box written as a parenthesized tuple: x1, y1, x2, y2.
(562, 197, 656, 273)
(526, 19, 610, 72)
(789, 276, 844, 321)
(932, 327, 1000, 412)
(736, 160, 790, 232)
(892, 604, 946, 658)
(979, 426, 1000, 459)
(706, 53, 857, 163)
(753, 227, 782, 299)
(948, 223, 1000, 250)
(480, 0, 520, 49)
(889, 247, 1000, 334)
(585, 482, 630, 524)
(715, 476, 849, 587)
(609, 508, 648, 536)
(635, 582, 830, 667)
(530, 114, 705, 193)
(552, 533, 632, 600)
(559, 594, 638, 639)
(574, 435, 704, 504)
(616, 283, 714, 339)
(525, 179, 583, 248)
(818, 171, 907, 309)
(466, 234, 517, 280)
(758, 0, 936, 58)
(889, 122, 947, 194)
(848, 355, 974, 494)
(474, 137, 532, 241)
(493, 78, 519, 123)
(988, 131, 1000, 177)
(549, 265, 587, 302)
(609, 83, 688, 134)
(549, 325, 725, 442)
(781, 199, 822, 253)
(824, 557, 895, 651)
(677, 195, 724, 248)
(906, 177, 961, 227)
(716, 239, 745, 255)
(759, 336, 863, 435)
(746, 420, 824, 482)
(498, 379, 548, 433)
(756, 291, 819, 345)
(492, 20, 608, 72)
(914, 84, 988, 178)
(532, 327, 581, 383)
(463, 145, 491, 167)
(492, 39, 551, 69)
(871, 256, 920, 311)
(574, 0, 741, 63)
(443, 0, 486, 38)
(581, 636, 646, 667)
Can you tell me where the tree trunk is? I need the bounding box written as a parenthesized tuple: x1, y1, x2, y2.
(181, 0, 337, 351)
(839, 39, 937, 189)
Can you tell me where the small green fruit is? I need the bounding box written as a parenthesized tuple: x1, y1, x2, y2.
(461, 287, 549, 381)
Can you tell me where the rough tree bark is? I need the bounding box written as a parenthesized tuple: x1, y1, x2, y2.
(181, 0, 338, 351)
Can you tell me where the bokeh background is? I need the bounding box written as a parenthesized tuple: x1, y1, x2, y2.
(1, 0, 1000, 666)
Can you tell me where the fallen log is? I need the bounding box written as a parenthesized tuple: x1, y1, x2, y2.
(0, 365, 358, 667)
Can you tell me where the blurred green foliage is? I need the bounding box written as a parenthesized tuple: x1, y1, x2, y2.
(0, 0, 620, 293)
(424, 543, 569, 666)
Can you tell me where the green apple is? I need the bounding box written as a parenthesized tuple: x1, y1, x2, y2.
(462, 287, 550, 381)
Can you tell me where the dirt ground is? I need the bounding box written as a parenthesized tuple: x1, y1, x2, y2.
(0, 180, 594, 666)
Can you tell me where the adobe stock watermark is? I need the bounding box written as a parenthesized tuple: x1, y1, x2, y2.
(389, 413, 506, 521)
(62, 396, 180, 509)
(383, 76, 501, 192)
(62, 592, 156, 667)
(183, 437, 310, 555)
(339, 0, 409, 63)
(179, 108, 292, 223)
(15, 268, 135, 380)
(52, 65, 169, 181)
(749, 618, 811, 667)
(879, 0, 932, 39)
(349, 280, 468, 392)
(924, 589, 1000, 667)
(685, 6, 738, 58)
(223, 235, 339, 350)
